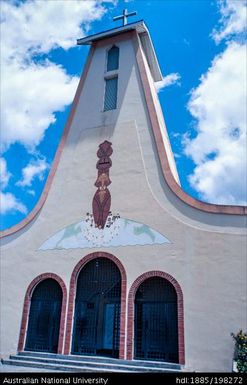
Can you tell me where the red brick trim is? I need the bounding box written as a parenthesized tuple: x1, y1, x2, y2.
(64, 252, 127, 359)
(0, 45, 96, 238)
(133, 32, 246, 215)
(127, 271, 185, 365)
(17, 273, 67, 354)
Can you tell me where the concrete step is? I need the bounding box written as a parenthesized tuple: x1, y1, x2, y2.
(8, 355, 178, 372)
(2, 353, 182, 373)
(1, 359, 118, 372)
(17, 351, 181, 370)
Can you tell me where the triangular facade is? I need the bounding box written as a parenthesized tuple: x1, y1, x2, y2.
(1, 20, 246, 372)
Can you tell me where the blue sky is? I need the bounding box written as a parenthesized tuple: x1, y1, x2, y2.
(1, 0, 246, 231)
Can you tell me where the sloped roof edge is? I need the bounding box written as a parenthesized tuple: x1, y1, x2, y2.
(77, 20, 163, 82)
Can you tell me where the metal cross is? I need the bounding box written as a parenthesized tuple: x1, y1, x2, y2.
(113, 9, 137, 26)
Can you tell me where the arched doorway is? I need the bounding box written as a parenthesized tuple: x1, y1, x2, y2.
(134, 276, 178, 362)
(25, 278, 63, 353)
(71, 257, 121, 358)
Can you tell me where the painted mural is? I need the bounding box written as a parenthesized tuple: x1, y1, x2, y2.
(39, 141, 171, 250)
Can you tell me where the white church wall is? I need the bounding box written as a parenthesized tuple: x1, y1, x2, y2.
(1, 32, 246, 372)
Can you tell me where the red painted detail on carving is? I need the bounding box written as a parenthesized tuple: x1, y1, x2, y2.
(92, 188, 111, 229)
(97, 140, 113, 159)
(126, 271, 185, 365)
(18, 273, 67, 354)
(93, 141, 113, 229)
(64, 252, 127, 359)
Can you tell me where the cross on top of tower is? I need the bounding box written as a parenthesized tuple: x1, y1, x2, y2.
(113, 9, 137, 26)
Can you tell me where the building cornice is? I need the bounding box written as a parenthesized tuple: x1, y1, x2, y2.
(77, 20, 162, 82)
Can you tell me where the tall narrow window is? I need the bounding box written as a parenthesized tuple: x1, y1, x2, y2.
(107, 46, 119, 72)
(104, 76, 118, 111)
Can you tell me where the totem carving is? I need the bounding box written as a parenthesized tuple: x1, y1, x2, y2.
(39, 139, 171, 250)
(92, 140, 113, 229)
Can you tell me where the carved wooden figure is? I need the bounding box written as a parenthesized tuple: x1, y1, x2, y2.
(92, 141, 113, 228)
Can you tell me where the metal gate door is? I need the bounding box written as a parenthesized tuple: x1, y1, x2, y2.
(134, 277, 178, 362)
(25, 279, 62, 353)
(72, 258, 121, 357)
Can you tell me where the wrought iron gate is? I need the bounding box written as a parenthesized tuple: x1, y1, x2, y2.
(134, 277, 178, 362)
(72, 258, 121, 357)
(25, 279, 62, 353)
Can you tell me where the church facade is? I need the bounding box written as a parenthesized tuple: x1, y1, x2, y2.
(1, 20, 246, 372)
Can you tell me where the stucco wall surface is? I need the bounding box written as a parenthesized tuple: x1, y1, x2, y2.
(1, 34, 246, 372)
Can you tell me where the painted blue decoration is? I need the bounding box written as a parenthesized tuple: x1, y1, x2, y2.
(39, 216, 171, 250)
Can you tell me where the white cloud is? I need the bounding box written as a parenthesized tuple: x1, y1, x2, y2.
(0, 158, 11, 189)
(1, 0, 107, 61)
(16, 158, 49, 188)
(0, 192, 27, 215)
(27, 190, 35, 196)
(0, 0, 116, 221)
(212, 0, 247, 43)
(184, 0, 247, 205)
(1, 60, 79, 150)
(184, 42, 246, 205)
(0, 157, 27, 215)
(155, 73, 181, 92)
(0, 0, 115, 151)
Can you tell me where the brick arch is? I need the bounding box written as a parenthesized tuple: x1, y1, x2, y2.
(127, 270, 185, 364)
(64, 252, 127, 358)
(18, 273, 67, 354)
